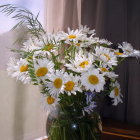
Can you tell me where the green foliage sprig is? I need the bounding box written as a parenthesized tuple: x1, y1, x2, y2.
(27, 56, 38, 85)
(0, 4, 46, 38)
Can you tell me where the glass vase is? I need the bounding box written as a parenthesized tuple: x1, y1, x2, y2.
(46, 111, 102, 140)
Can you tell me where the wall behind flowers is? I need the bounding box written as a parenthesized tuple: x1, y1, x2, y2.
(81, 0, 140, 125)
(0, 0, 47, 140)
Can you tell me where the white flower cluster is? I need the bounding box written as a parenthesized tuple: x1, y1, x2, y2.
(7, 26, 140, 112)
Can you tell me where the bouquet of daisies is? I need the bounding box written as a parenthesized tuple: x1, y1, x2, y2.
(7, 26, 140, 111)
(2, 4, 140, 140)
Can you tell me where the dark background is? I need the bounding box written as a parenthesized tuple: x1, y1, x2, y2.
(82, 0, 140, 125)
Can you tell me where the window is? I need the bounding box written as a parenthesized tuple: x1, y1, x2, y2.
(0, 0, 44, 34)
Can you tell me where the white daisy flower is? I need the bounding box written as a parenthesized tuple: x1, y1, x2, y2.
(34, 58, 54, 81)
(65, 50, 94, 73)
(114, 49, 127, 57)
(98, 64, 118, 78)
(98, 64, 109, 73)
(40, 33, 60, 51)
(62, 73, 81, 95)
(118, 42, 140, 58)
(105, 72, 118, 79)
(92, 37, 112, 46)
(58, 27, 86, 45)
(47, 70, 65, 97)
(81, 69, 105, 92)
(98, 38, 112, 46)
(118, 42, 133, 56)
(7, 58, 31, 84)
(21, 37, 43, 52)
(94, 46, 118, 67)
(79, 25, 95, 35)
(75, 36, 96, 48)
(41, 94, 59, 112)
(22, 33, 59, 52)
(109, 81, 123, 106)
(131, 50, 140, 58)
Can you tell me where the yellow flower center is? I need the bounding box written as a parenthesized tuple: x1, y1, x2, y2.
(103, 54, 110, 60)
(64, 81, 75, 91)
(47, 96, 55, 104)
(76, 43, 80, 47)
(114, 87, 119, 96)
(101, 67, 108, 72)
(88, 75, 99, 85)
(36, 67, 48, 77)
(115, 52, 123, 55)
(20, 65, 28, 72)
(79, 61, 89, 68)
(53, 78, 62, 88)
(43, 44, 54, 51)
(68, 35, 76, 39)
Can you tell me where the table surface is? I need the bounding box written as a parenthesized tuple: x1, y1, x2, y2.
(102, 118, 140, 140)
(35, 118, 140, 140)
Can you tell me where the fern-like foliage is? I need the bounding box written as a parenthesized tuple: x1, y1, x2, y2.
(27, 56, 38, 85)
(0, 4, 46, 38)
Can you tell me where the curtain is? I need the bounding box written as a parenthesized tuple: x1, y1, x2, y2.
(44, 0, 81, 32)
(0, 28, 47, 140)
(44, 0, 140, 125)
(81, 0, 140, 125)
